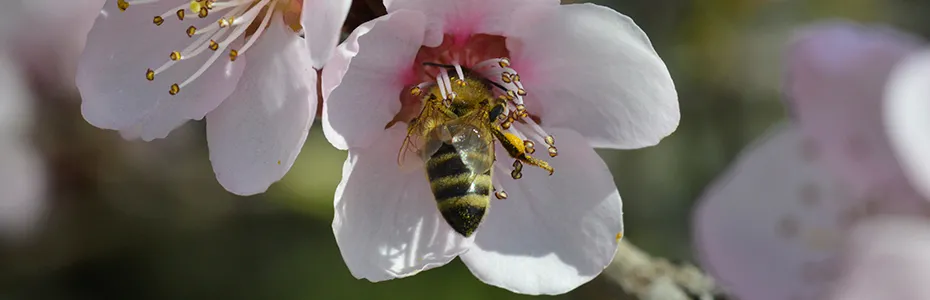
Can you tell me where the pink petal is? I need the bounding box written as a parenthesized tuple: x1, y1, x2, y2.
(205, 16, 315, 196)
(830, 216, 930, 300)
(322, 10, 426, 150)
(460, 128, 622, 295)
(77, 0, 245, 141)
(333, 126, 471, 281)
(301, 0, 351, 68)
(884, 49, 930, 201)
(786, 21, 923, 201)
(0, 55, 46, 239)
(383, 0, 559, 47)
(504, 4, 679, 149)
(694, 124, 860, 300)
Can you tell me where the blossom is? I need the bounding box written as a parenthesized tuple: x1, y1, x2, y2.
(323, 0, 678, 295)
(76, 0, 350, 195)
(694, 21, 930, 300)
(0, 52, 48, 240)
(0, 0, 106, 86)
(884, 48, 930, 200)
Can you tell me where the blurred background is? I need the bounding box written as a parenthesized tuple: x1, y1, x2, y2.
(0, 0, 927, 299)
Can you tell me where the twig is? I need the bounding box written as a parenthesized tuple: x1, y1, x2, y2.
(602, 239, 725, 300)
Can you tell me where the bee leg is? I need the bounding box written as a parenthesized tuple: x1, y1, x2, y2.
(425, 94, 459, 119)
(492, 127, 553, 175)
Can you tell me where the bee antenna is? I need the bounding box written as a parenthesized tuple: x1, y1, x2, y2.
(422, 62, 457, 69)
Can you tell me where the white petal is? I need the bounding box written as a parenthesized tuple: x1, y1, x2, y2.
(333, 126, 470, 281)
(383, 0, 559, 47)
(884, 49, 930, 201)
(785, 21, 923, 199)
(830, 216, 930, 300)
(322, 10, 426, 150)
(504, 4, 679, 149)
(205, 16, 316, 196)
(302, 0, 351, 68)
(460, 128, 622, 295)
(77, 0, 245, 141)
(694, 124, 861, 300)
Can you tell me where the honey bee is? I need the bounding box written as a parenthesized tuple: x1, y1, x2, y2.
(397, 63, 554, 237)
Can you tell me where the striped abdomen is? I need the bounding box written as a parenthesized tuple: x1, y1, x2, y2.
(426, 143, 492, 237)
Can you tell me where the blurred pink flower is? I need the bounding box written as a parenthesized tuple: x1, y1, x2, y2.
(76, 0, 350, 195)
(0, 0, 106, 86)
(323, 0, 678, 295)
(695, 21, 930, 300)
(0, 53, 47, 240)
(884, 49, 930, 201)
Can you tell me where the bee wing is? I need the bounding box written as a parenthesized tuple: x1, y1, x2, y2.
(446, 123, 495, 175)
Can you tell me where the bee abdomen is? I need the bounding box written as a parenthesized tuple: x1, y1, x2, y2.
(426, 143, 492, 237)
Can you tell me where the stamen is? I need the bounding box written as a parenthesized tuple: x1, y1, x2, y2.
(454, 64, 467, 86)
(524, 140, 535, 154)
(435, 73, 448, 101)
(231, 0, 277, 56)
(439, 68, 455, 100)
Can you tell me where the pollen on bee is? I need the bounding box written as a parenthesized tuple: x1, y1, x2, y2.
(117, 0, 129, 11)
(153, 16, 164, 26)
(176, 9, 185, 20)
(145, 68, 155, 81)
(169, 83, 180, 95)
(186, 26, 197, 37)
(410, 86, 422, 96)
(229, 49, 239, 61)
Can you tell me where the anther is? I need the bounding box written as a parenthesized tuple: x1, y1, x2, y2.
(218, 18, 230, 27)
(117, 0, 129, 11)
(495, 190, 508, 200)
(186, 26, 197, 37)
(545, 135, 555, 146)
(506, 90, 516, 100)
(501, 73, 512, 83)
(447, 92, 457, 100)
(548, 146, 558, 157)
(517, 88, 527, 96)
(176, 9, 185, 20)
(499, 58, 510, 68)
(229, 49, 239, 61)
(153, 16, 165, 26)
(169, 83, 180, 95)
(169, 51, 182, 61)
(198, 7, 209, 18)
(442, 98, 452, 107)
(145, 69, 155, 81)
(512, 160, 523, 171)
(455, 79, 466, 86)
(524, 140, 536, 154)
(512, 74, 521, 82)
(511, 169, 523, 180)
(208, 40, 219, 51)
(501, 121, 512, 130)
(204, 0, 213, 9)
(515, 104, 526, 114)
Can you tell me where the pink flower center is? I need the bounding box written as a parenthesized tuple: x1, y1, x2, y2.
(115, 0, 303, 95)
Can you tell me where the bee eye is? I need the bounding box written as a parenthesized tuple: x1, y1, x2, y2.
(488, 104, 505, 123)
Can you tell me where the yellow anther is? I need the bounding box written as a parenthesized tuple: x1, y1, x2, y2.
(153, 16, 164, 26)
(198, 7, 209, 18)
(548, 146, 558, 157)
(410, 86, 422, 96)
(545, 135, 555, 146)
(495, 190, 508, 200)
(176, 9, 185, 20)
(501, 121, 512, 130)
(169, 51, 182, 61)
(524, 140, 535, 154)
(447, 92, 457, 100)
(169, 83, 180, 95)
(208, 40, 219, 51)
(117, 0, 129, 11)
(512, 74, 521, 82)
(204, 0, 214, 9)
(506, 90, 516, 100)
(145, 69, 155, 81)
(512, 160, 523, 171)
(517, 88, 527, 96)
(515, 104, 526, 113)
(499, 58, 510, 68)
(218, 18, 230, 28)
(442, 98, 452, 107)
(186, 26, 197, 37)
(229, 49, 239, 61)
(501, 73, 512, 83)
(511, 169, 523, 180)
(455, 79, 466, 86)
